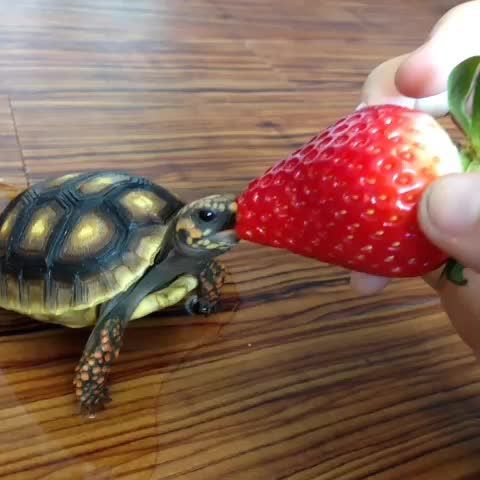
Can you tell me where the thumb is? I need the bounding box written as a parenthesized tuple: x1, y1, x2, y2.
(419, 173, 480, 272)
(395, 1, 480, 98)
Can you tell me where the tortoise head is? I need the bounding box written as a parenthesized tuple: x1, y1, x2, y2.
(174, 194, 238, 256)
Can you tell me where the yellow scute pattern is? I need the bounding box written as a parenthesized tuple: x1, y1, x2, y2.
(20, 204, 62, 253)
(46, 173, 81, 187)
(0, 202, 22, 244)
(78, 173, 129, 195)
(61, 212, 115, 260)
(120, 190, 167, 222)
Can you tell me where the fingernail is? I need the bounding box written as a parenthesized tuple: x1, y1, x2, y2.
(426, 174, 480, 234)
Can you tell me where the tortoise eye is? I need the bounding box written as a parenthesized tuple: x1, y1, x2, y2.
(199, 209, 216, 222)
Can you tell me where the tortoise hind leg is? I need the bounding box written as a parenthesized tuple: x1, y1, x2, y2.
(73, 316, 125, 417)
(185, 260, 226, 316)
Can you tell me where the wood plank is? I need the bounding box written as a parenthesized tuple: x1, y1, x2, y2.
(209, 0, 459, 40)
(0, 246, 478, 478)
(0, 39, 290, 96)
(0, 274, 240, 480)
(0, 0, 243, 40)
(246, 38, 418, 91)
(0, 0, 459, 42)
(0, 243, 470, 480)
(0, 0, 478, 479)
(11, 91, 356, 200)
(0, 96, 27, 186)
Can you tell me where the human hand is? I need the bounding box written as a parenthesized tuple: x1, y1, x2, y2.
(351, 1, 480, 352)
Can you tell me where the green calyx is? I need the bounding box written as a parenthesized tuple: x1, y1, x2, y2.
(448, 56, 480, 170)
(440, 56, 480, 286)
(442, 258, 467, 286)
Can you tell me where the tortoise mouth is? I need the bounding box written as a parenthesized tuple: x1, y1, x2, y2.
(210, 228, 238, 245)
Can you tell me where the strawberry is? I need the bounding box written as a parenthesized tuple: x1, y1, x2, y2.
(236, 103, 463, 278)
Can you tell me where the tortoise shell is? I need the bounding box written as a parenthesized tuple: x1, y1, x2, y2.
(0, 171, 184, 316)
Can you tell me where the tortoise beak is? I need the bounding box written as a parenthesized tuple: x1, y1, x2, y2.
(213, 200, 238, 244)
(211, 228, 238, 244)
(224, 208, 237, 231)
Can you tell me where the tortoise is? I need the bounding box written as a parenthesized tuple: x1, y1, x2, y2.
(0, 170, 238, 416)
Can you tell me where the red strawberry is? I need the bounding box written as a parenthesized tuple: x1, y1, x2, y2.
(235, 104, 463, 278)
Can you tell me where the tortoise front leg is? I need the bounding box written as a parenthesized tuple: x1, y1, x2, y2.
(72, 259, 203, 416)
(129, 274, 199, 321)
(73, 315, 126, 417)
(185, 260, 226, 316)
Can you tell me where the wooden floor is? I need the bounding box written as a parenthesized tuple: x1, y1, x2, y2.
(1, 0, 479, 479)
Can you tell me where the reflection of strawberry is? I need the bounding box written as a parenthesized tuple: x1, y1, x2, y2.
(236, 104, 463, 278)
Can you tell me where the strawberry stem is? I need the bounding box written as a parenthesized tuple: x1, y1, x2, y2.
(442, 258, 467, 286)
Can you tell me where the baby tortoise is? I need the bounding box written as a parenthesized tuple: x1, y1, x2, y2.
(0, 171, 238, 416)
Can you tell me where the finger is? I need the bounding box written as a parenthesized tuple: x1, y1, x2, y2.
(427, 266, 480, 353)
(418, 172, 480, 273)
(349, 271, 391, 295)
(395, 1, 480, 98)
(413, 91, 449, 117)
(421, 265, 445, 291)
(360, 55, 415, 108)
(360, 55, 449, 117)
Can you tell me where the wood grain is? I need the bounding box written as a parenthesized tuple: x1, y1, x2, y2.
(0, 0, 478, 479)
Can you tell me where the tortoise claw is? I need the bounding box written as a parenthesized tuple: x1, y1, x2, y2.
(184, 294, 198, 316)
(78, 386, 112, 419)
(185, 295, 216, 316)
(199, 302, 217, 315)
